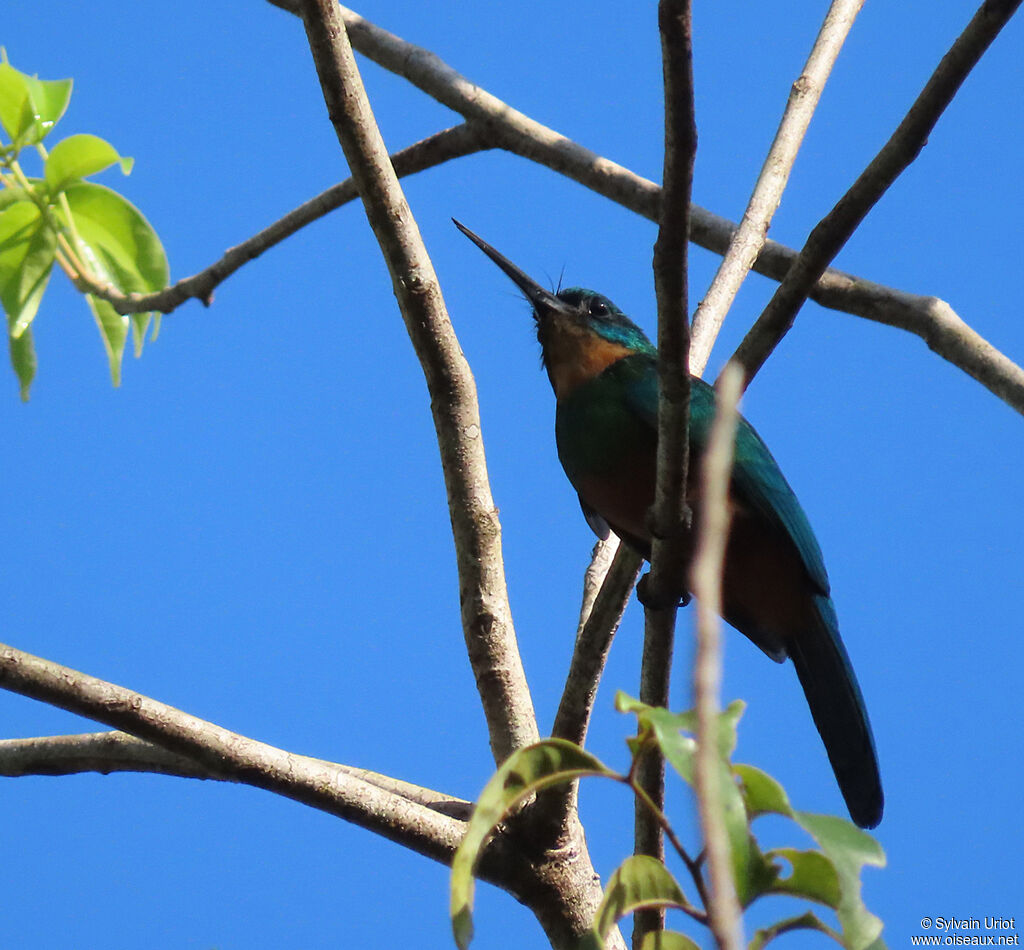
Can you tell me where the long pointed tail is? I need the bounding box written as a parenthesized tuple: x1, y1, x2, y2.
(788, 596, 883, 828)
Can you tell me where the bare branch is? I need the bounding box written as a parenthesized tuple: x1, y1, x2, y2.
(0, 731, 473, 819)
(648, 0, 697, 575)
(298, 0, 538, 762)
(575, 537, 621, 636)
(0, 730, 214, 779)
(86, 123, 489, 316)
(532, 541, 639, 844)
(0, 644, 465, 864)
(64, 2, 1016, 416)
(690, 0, 865, 374)
(690, 365, 745, 950)
(552, 541, 643, 747)
(731, 0, 1024, 392)
(635, 5, 696, 943)
(261, 1, 1024, 415)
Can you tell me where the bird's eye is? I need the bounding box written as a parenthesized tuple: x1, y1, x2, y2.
(589, 299, 609, 316)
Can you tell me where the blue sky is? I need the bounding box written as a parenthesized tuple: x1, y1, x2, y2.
(3, 2, 1022, 947)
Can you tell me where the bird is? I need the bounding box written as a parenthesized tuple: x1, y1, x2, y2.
(453, 218, 883, 829)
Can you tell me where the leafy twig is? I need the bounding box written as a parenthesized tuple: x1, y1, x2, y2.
(81, 123, 489, 314)
(626, 748, 709, 923)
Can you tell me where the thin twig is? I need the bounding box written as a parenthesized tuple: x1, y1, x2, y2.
(689, 0, 865, 374)
(626, 766, 708, 923)
(689, 364, 745, 950)
(82, 123, 489, 315)
(635, 4, 696, 944)
(0, 644, 465, 863)
(298, 0, 538, 762)
(731, 0, 1024, 390)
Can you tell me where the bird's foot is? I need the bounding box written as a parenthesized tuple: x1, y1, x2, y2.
(636, 573, 691, 610)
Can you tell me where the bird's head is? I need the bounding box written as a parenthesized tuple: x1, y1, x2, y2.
(454, 219, 653, 399)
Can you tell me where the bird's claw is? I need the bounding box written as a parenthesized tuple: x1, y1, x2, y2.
(637, 573, 691, 610)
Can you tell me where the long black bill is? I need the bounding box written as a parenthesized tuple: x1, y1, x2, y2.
(452, 218, 574, 319)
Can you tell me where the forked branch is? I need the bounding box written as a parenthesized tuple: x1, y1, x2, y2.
(690, 0, 865, 373)
(0, 644, 465, 863)
(731, 0, 1024, 399)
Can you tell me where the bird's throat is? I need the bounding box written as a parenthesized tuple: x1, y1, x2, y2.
(542, 325, 635, 400)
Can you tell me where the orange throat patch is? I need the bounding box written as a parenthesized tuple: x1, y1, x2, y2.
(544, 325, 633, 399)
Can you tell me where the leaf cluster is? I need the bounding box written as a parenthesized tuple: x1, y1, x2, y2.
(0, 53, 168, 398)
(451, 696, 885, 950)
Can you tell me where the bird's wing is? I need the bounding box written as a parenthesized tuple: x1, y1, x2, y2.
(622, 360, 830, 597)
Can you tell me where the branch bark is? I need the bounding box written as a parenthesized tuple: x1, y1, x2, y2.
(298, 0, 537, 763)
(296, 5, 625, 948)
(635, 4, 696, 943)
(0, 644, 465, 863)
(552, 541, 643, 748)
(0, 730, 473, 817)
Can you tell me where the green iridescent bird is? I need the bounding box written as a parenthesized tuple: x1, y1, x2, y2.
(454, 219, 883, 829)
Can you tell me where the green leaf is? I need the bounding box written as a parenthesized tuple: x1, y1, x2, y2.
(0, 187, 31, 212)
(763, 847, 841, 906)
(63, 181, 168, 294)
(592, 855, 693, 947)
(734, 764, 794, 819)
(616, 693, 744, 764)
(794, 812, 886, 950)
(617, 694, 754, 902)
(0, 61, 72, 146)
(639, 932, 702, 950)
(8, 322, 36, 400)
(60, 182, 167, 383)
(0, 200, 56, 337)
(740, 836, 785, 907)
(0, 62, 33, 142)
(21, 74, 72, 144)
(450, 740, 617, 950)
(0, 199, 50, 399)
(749, 911, 841, 950)
(86, 293, 129, 386)
(45, 134, 132, 193)
(130, 311, 151, 357)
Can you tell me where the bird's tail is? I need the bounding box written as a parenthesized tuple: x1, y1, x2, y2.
(788, 596, 883, 829)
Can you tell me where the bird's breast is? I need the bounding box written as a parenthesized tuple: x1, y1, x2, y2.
(554, 376, 658, 545)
